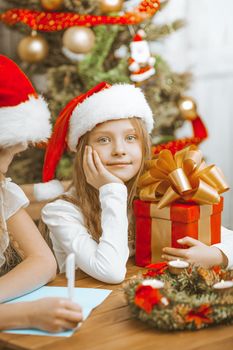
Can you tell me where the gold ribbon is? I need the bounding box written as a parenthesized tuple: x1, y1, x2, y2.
(138, 146, 229, 209)
(198, 205, 213, 246)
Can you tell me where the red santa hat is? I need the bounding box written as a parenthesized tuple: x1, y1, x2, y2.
(0, 55, 51, 148)
(34, 81, 154, 201)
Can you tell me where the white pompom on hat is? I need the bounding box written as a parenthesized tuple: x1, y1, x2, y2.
(34, 81, 154, 201)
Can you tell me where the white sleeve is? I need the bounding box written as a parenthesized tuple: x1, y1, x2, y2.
(42, 183, 129, 284)
(4, 180, 29, 220)
(213, 226, 233, 269)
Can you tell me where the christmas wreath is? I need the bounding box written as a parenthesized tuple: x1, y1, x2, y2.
(124, 262, 233, 331)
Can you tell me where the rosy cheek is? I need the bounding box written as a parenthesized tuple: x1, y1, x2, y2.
(132, 147, 142, 159)
(92, 146, 106, 163)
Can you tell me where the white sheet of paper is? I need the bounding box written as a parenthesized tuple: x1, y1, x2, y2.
(2, 286, 112, 337)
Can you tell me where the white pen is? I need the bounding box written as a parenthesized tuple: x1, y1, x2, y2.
(65, 253, 75, 301)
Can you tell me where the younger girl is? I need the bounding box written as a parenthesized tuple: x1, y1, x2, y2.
(0, 55, 82, 332)
(35, 82, 153, 283)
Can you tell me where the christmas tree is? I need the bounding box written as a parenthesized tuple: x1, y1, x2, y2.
(0, 0, 192, 184)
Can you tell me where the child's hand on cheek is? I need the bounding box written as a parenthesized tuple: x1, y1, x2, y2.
(83, 145, 123, 190)
(162, 236, 228, 268)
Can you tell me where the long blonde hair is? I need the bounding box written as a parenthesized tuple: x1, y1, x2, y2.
(59, 117, 151, 243)
(0, 172, 5, 236)
(0, 158, 23, 276)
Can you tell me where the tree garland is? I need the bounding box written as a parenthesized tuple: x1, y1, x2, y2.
(0, 0, 160, 31)
(124, 262, 233, 331)
(151, 115, 208, 155)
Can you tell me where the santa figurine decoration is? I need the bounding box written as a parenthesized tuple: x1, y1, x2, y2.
(128, 29, 156, 83)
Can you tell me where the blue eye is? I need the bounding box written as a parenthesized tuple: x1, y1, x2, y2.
(97, 137, 110, 144)
(126, 135, 137, 142)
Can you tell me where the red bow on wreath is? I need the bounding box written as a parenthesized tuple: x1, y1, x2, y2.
(185, 304, 213, 328)
(135, 284, 163, 313)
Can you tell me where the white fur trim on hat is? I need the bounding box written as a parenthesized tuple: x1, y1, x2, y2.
(34, 180, 64, 201)
(0, 95, 51, 148)
(68, 84, 154, 152)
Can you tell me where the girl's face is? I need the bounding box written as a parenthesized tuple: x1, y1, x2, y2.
(0, 143, 27, 174)
(87, 118, 143, 183)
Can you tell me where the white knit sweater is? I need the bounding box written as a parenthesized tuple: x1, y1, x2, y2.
(42, 183, 130, 284)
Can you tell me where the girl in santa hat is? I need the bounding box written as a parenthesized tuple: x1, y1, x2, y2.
(0, 55, 82, 332)
(37, 81, 233, 282)
(36, 82, 153, 284)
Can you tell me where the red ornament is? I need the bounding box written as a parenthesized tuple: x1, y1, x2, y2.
(135, 284, 163, 313)
(143, 262, 168, 277)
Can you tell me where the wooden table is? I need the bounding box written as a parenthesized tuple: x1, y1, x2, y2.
(1, 260, 233, 350)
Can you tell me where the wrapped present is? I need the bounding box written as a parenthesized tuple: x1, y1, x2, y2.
(134, 146, 229, 267)
(134, 198, 223, 266)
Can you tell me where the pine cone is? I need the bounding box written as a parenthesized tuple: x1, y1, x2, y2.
(197, 267, 215, 286)
(172, 304, 191, 325)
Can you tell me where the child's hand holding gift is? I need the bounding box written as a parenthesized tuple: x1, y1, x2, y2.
(162, 236, 228, 268)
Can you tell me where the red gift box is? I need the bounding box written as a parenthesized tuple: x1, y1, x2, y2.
(134, 198, 223, 267)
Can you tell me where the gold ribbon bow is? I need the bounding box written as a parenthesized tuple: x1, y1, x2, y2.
(138, 146, 229, 209)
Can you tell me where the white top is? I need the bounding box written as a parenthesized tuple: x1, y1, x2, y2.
(42, 183, 130, 284)
(0, 178, 29, 269)
(42, 182, 233, 284)
(3, 179, 29, 220)
(214, 227, 233, 269)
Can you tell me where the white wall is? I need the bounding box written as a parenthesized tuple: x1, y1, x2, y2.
(151, 0, 233, 229)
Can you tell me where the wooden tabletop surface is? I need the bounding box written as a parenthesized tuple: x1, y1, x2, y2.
(1, 259, 233, 350)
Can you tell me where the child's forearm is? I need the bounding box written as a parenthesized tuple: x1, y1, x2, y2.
(0, 255, 56, 302)
(212, 247, 228, 268)
(0, 302, 31, 330)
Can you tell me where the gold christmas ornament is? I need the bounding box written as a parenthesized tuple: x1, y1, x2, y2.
(17, 33, 49, 63)
(178, 96, 197, 120)
(62, 27, 95, 54)
(40, 0, 64, 11)
(99, 0, 123, 14)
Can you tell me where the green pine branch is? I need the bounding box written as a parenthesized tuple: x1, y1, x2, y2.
(78, 25, 130, 90)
